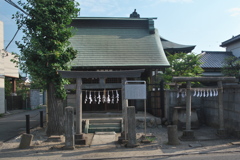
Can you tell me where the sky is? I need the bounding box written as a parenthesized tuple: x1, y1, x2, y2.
(1, 0, 240, 54)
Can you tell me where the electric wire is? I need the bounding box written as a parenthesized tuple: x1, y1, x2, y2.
(4, 0, 29, 51)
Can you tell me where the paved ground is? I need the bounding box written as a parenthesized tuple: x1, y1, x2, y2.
(1, 109, 240, 160)
(0, 107, 46, 142)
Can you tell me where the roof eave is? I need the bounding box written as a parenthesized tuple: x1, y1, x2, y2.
(72, 17, 158, 21)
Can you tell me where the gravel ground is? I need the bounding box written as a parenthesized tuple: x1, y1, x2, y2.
(1, 125, 240, 160)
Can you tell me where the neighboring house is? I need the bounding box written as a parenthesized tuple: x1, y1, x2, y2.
(200, 34, 240, 77)
(220, 34, 240, 57)
(199, 51, 233, 77)
(0, 21, 19, 114)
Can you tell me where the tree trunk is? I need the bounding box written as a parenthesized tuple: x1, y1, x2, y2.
(46, 82, 65, 136)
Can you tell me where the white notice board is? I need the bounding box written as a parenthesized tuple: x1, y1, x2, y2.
(125, 81, 146, 99)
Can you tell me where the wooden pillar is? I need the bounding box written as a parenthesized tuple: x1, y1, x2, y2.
(217, 81, 225, 135)
(181, 81, 195, 140)
(160, 79, 165, 118)
(122, 78, 128, 140)
(75, 78, 86, 145)
(186, 81, 191, 130)
(12, 78, 16, 94)
(76, 78, 82, 134)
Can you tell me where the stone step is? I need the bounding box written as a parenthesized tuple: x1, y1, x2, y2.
(89, 119, 122, 123)
(88, 127, 121, 133)
(89, 123, 120, 128)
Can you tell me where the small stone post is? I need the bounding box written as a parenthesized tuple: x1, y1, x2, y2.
(64, 106, 75, 150)
(127, 106, 137, 147)
(167, 125, 180, 145)
(19, 134, 33, 149)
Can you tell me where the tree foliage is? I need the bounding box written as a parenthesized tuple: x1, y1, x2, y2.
(13, 0, 80, 135)
(162, 52, 204, 85)
(13, 0, 79, 99)
(222, 56, 240, 78)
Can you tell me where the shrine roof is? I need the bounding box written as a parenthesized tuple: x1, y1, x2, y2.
(69, 17, 170, 69)
(160, 37, 196, 54)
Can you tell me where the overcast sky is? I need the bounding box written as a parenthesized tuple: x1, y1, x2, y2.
(1, 0, 240, 54)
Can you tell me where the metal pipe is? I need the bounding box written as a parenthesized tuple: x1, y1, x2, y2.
(26, 115, 30, 134)
(40, 111, 43, 128)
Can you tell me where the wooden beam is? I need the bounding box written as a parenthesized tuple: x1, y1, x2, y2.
(76, 78, 82, 134)
(64, 83, 122, 90)
(58, 69, 144, 78)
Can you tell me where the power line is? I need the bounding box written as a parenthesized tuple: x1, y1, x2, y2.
(5, 0, 29, 16)
(4, 0, 29, 51)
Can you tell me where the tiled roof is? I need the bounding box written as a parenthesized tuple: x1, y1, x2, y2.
(69, 19, 170, 68)
(220, 34, 240, 47)
(199, 51, 233, 68)
(161, 37, 195, 54)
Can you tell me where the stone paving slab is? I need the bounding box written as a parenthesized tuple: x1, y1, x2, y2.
(91, 132, 116, 148)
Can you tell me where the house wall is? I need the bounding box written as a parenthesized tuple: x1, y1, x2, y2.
(202, 85, 240, 134)
(30, 89, 41, 109)
(225, 41, 240, 57)
(3, 53, 19, 78)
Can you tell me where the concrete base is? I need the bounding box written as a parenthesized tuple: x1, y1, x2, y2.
(180, 130, 195, 141)
(75, 134, 86, 145)
(46, 135, 64, 142)
(126, 143, 139, 148)
(19, 134, 33, 149)
(141, 139, 151, 143)
(118, 137, 128, 144)
(63, 146, 75, 150)
(118, 132, 128, 144)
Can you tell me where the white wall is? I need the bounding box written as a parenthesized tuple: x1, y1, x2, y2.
(225, 41, 240, 57)
(0, 76, 5, 113)
(0, 21, 19, 113)
(3, 53, 19, 78)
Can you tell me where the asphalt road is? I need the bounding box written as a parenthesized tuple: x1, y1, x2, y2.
(127, 152, 240, 160)
(0, 107, 46, 142)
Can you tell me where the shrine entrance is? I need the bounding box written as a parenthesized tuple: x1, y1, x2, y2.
(172, 76, 236, 140)
(58, 69, 144, 137)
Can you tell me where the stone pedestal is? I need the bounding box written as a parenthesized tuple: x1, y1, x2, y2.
(167, 125, 180, 145)
(180, 130, 195, 141)
(75, 134, 86, 145)
(46, 135, 65, 142)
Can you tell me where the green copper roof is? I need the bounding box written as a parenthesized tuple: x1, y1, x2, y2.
(69, 21, 169, 68)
